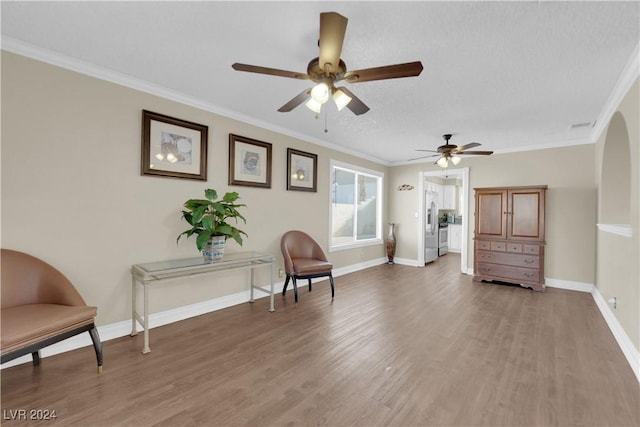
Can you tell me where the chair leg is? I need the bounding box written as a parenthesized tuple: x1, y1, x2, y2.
(31, 351, 41, 366)
(292, 277, 298, 303)
(282, 275, 290, 295)
(329, 273, 335, 299)
(308, 278, 312, 292)
(88, 326, 103, 374)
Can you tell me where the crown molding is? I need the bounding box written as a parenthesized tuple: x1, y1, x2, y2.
(3, 36, 638, 169)
(1, 36, 390, 167)
(591, 41, 640, 143)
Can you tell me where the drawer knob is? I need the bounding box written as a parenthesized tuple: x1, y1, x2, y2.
(523, 272, 536, 278)
(524, 259, 535, 264)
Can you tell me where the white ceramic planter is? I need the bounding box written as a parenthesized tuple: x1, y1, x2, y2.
(202, 235, 225, 262)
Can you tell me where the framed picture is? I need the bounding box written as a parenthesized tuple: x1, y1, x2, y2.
(229, 134, 272, 188)
(141, 110, 208, 180)
(287, 148, 317, 192)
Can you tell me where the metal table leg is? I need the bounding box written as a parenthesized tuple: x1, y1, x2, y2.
(142, 282, 151, 354)
(249, 264, 255, 303)
(269, 262, 275, 312)
(131, 276, 138, 336)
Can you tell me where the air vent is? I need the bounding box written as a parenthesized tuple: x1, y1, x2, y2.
(569, 121, 596, 130)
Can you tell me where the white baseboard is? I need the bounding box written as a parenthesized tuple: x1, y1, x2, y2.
(545, 278, 594, 293)
(5, 263, 637, 384)
(1, 258, 386, 369)
(392, 257, 422, 267)
(591, 286, 640, 383)
(333, 257, 388, 276)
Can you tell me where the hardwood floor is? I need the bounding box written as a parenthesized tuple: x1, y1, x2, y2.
(2, 253, 638, 426)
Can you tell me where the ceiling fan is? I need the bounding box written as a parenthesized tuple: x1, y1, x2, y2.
(232, 12, 423, 115)
(410, 134, 494, 167)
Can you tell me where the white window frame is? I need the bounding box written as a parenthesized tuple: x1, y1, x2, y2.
(329, 159, 384, 252)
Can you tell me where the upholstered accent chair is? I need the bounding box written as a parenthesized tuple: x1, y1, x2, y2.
(1, 249, 103, 373)
(280, 230, 335, 303)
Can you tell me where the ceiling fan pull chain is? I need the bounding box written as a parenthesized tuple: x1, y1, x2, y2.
(324, 109, 329, 133)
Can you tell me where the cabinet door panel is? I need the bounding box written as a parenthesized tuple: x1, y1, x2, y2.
(475, 190, 507, 239)
(508, 189, 545, 241)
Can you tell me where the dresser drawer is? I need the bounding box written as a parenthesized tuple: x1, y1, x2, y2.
(476, 240, 491, 251)
(490, 241, 506, 252)
(476, 250, 539, 268)
(506, 243, 523, 253)
(475, 262, 540, 283)
(523, 245, 540, 255)
(475, 250, 495, 263)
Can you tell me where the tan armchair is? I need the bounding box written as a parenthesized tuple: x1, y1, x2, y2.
(280, 230, 334, 303)
(1, 249, 103, 373)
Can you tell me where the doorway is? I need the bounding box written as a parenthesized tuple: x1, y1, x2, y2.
(417, 167, 469, 274)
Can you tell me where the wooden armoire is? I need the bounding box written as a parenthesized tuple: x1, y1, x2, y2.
(473, 185, 547, 291)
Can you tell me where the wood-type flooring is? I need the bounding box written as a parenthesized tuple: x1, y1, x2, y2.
(1, 253, 639, 426)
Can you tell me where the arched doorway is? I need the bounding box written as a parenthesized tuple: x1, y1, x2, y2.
(600, 111, 632, 233)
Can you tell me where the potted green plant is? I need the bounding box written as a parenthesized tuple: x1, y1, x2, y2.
(177, 188, 247, 261)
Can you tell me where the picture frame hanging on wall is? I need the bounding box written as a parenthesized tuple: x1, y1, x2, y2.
(287, 148, 317, 192)
(141, 110, 208, 180)
(228, 134, 272, 188)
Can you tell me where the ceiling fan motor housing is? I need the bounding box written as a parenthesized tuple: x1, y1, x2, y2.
(307, 57, 347, 83)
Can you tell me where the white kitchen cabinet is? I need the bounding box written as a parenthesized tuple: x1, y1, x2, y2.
(448, 224, 462, 252)
(443, 185, 457, 210)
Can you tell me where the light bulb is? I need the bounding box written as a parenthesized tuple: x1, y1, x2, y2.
(333, 89, 352, 111)
(310, 83, 330, 104)
(437, 157, 449, 168)
(451, 155, 462, 165)
(305, 98, 322, 113)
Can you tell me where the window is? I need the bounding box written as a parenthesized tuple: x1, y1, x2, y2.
(330, 160, 383, 251)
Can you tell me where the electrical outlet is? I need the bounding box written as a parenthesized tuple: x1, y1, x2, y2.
(278, 269, 284, 278)
(360, 251, 365, 260)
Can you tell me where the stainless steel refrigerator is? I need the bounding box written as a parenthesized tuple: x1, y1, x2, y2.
(425, 190, 439, 263)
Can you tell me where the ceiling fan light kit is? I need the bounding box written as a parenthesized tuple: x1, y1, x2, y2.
(332, 88, 352, 111)
(304, 98, 323, 114)
(412, 133, 494, 167)
(437, 157, 449, 168)
(232, 11, 423, 116)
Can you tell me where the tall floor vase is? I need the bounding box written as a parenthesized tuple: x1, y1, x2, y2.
(386, 223, 396, 264)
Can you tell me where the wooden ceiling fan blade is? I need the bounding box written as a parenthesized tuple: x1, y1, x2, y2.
(455, 142, 481, 152)
(457, 150, 494, 155)
(336, 87, 370, 115)
(415, 149, 439, 153)
(408, 154, 439, 161)
(319, 12, 348, 74)
(343, 61, 423, 83)
(277, 88, 312, 112)
(232, 63, 310, 80)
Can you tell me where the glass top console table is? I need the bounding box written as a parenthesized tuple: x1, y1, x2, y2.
(131, 252, 275, 354)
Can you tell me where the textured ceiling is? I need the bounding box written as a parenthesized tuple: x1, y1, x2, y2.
(2, 1, 639, 165)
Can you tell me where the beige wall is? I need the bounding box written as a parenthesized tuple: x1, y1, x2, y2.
(1, 52, 388, 325)
(595, 78, 639, 350)
(389, 143, 597, 284)
(3, 50, 637, 354)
